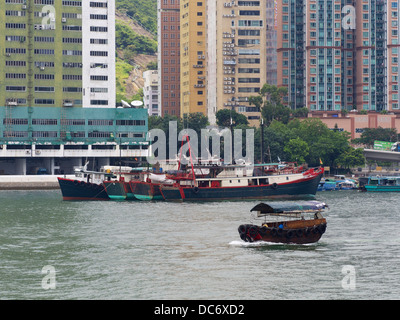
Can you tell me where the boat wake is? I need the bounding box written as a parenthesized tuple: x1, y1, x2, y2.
(229, 240, 318, 247)
(229, 240, 281, 247)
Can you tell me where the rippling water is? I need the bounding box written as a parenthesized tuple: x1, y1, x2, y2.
(1, 189, 399, 300)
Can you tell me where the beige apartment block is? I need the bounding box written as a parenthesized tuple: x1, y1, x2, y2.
(180, 0, 207, 117)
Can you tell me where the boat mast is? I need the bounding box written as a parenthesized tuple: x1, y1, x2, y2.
(178, 134, 196, 184)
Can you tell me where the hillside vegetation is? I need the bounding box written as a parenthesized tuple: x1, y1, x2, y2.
(116, 0, 158, 35)
(115, 0, 158, 104)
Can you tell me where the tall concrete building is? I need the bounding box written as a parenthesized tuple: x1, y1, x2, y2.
(180, 0, 207, 117)
(158, 0, 275, 125)
(354, 0, 387, 112)
(0, 0, 115, 109)
(277, 0, 400, 113)
(265, 0, 277, 86)
(158, 0, 181, 117)
(143, 69, 160, 116)
(209, 0, 268, 126)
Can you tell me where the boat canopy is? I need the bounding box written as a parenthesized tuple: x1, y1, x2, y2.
(250, 201, 328, 214)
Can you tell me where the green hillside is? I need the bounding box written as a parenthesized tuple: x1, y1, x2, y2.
(115, 0, 158, 104)
(116, 0, 158, 35)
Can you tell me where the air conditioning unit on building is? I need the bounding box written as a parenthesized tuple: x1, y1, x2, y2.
(62, 18, 67, 23)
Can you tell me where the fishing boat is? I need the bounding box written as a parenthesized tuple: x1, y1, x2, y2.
(129, 172, 174, 200)
(238, 201, 328, 244)
(103, 168, 144, 200)
(160, 165, 324, 201)
(103, 179, 135, 200)
(364, 176, 400, 192)
(57, 162, 116, 200)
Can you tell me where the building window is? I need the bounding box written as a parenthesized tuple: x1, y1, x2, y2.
(34, 99, 55, 105)
(90, 100, 109, 105)
(90, 75, 108, 81)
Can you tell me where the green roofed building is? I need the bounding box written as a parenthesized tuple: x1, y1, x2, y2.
(0, 106, 149, 175)
(0, 1, 148, 175)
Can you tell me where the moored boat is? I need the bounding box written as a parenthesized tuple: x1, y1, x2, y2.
(57, 163, 139, 201)
(103, 180, 135, 200)
(129, 172, 173, 200)
(57, 163, 115, 200)
(364, 176, 400, 192)
(238, 201, 328, 244)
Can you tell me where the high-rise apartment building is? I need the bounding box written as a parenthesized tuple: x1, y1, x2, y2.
(355, 0, 387, 111)
(158, 0, 181, 117)
(158, 0, 274, 125)
(277, 0, 400, 113)
(210, 0, 267, 126)
(180, 0, 207, 117)
(266, 0, 277, 86)
(0, 0, 115, 109)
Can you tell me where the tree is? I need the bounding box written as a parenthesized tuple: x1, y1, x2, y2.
(182, 112, 209, 137)
(216, 109, 249, 127)
(250, 84, 291, 126)
(352, 127, 398, 147)
(283, 138, 309, 164)
(336, 148, 365, 169)
(292, 107, 309, 118)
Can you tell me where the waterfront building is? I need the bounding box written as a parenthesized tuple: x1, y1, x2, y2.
(143, 70, 160, 116)
(0, 106, 148, 175)
(158, 0, 181, 117)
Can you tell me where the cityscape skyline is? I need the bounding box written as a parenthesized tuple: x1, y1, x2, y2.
(157, 0, 400, 126)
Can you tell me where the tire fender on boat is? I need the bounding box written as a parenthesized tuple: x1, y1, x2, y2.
(259, 226, 268, 235)
(249, 226, 258, 238)
(192, 186, 199, 194)
(286, 230, 294, 238)
(238, 225, 247, 235)
(318, 224, 327, 234)
(296, 229, 303, 237)
(271, 183, 278, 189)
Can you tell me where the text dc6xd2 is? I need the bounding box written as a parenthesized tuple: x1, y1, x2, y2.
(154, 304, 245, 317)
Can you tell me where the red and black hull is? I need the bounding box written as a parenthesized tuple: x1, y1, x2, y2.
(129, 181, 163, 200)
(57, 177, 109, 201)
(238, 221, 327, 244)
(160, 168, 323, 202)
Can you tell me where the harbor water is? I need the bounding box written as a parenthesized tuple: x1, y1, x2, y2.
(1, 189, 399, 300)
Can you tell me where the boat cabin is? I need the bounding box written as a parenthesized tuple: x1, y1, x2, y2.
(368, 176, 400, 186)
